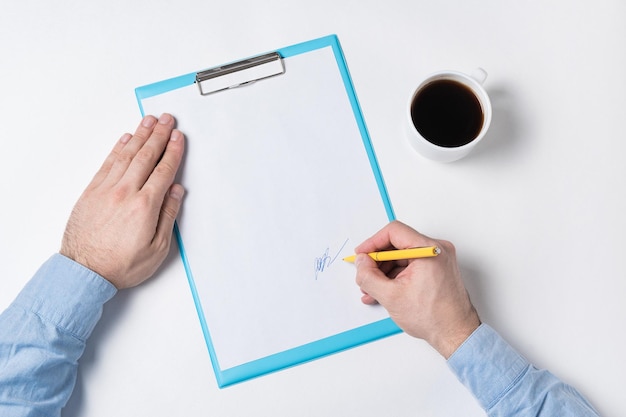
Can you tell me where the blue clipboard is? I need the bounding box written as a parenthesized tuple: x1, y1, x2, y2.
(135, 35, 400, 388)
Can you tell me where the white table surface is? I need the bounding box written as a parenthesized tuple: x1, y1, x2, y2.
(1, 1, 624, 416)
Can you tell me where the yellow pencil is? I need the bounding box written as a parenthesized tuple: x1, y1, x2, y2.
(342, 246, 441, 263)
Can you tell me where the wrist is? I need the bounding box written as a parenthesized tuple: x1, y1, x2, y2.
(430, 309, 481, 359)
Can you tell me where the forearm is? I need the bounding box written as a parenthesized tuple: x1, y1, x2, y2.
(0, 254, 116, 417)
(448, 323, 599, 417)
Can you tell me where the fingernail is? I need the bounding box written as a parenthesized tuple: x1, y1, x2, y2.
(170, 130, 182, 142)
(158, 113, 172, 124)
(354, 254, 365, 267)
(119, 133, 132, 144)
(142, 116, 156, 127)
(169, 185, 185, 201)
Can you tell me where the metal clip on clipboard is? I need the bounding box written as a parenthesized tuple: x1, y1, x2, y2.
(195, 52, 285, 96)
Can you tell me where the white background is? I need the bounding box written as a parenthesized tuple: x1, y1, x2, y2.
(1, 1, 624, 416)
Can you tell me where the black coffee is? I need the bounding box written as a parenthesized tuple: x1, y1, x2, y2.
(410, 79, 484, 148)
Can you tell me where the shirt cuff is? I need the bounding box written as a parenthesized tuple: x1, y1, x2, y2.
(447, 323, 529, 411)
(11, 253, 118, 342)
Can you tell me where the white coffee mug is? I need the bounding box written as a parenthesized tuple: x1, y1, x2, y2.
(406, 68, 492, 162)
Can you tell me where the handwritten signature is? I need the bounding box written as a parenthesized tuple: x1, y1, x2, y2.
(314, 238, 349, 280)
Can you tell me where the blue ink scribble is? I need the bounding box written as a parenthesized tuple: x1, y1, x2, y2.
(314, 238, 349, 280)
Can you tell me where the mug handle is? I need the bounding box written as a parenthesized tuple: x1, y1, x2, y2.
(470, 68, 488, 85)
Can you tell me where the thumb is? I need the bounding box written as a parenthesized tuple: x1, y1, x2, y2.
(354, 253, 392, 305)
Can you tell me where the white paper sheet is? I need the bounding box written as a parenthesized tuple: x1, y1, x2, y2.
(141, 46, 391, 371)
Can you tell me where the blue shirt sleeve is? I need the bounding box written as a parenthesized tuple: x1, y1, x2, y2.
(448, 323, 599, 417)
(0, 254, 117, 417)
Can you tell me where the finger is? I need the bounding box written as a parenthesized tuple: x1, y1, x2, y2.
(360, 291, 379, 305)
(87, 133, 132, 190)
(108, 115, 174, 184)
(153, 183, 185, 249)
(142, 129, 184, 197)
(354, 254, 393, 305)
(104, 115, 159, 185)
(355, 220, 437, 254)
(124, 113, 177, 189)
